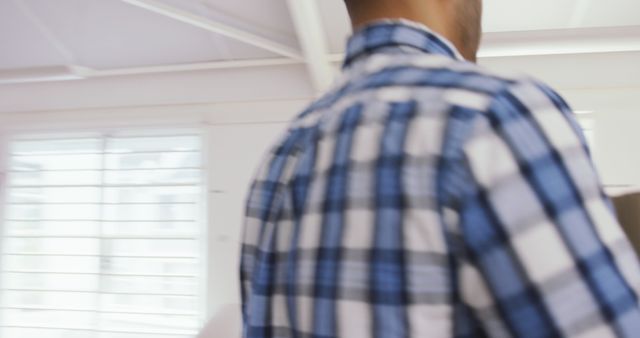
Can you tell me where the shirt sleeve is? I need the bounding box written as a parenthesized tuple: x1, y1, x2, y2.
(454, 80, 640, 337)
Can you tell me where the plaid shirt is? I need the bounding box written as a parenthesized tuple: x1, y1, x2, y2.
(240, 20, 640, 338)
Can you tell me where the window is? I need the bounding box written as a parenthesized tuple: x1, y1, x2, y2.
(0, 130, 205, 338)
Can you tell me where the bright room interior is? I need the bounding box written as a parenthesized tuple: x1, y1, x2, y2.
(0, 0, 639, 337)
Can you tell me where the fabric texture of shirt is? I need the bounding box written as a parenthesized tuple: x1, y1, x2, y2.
(240, 20, 640, 338)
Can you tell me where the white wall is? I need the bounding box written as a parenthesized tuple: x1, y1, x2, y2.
(205, 101, 305, 314)
(481, 52, 640, 189)
(0, 97, 308, 334)
(479, 52, 640, 90)
(568, 88, 640, 187)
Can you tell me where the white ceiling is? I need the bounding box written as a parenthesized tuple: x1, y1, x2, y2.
(1, 0, 639, 86)
(0, 0, 287, 69)
(483, 0, 640, 32)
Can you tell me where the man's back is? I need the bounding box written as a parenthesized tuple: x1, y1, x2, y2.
(240, 21, 640, 338)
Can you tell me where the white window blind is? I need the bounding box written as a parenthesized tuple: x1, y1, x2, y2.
(0, 130, 205, 338)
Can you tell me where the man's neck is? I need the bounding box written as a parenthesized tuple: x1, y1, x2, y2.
(345, 1, 474, 62)
(348, 1, 448, 35)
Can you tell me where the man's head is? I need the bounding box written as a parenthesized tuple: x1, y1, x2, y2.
(344, 0, 483, 62)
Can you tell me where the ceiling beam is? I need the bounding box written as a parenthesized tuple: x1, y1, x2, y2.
(480, 26, 640, 58)
(0, 59, 300, 85)
(286, 0, 336, 93)
(89, 58, 301, 77)
(0, 66, 89, 85)
(119, 0, 303, 60)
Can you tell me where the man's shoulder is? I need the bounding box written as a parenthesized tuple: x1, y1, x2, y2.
(352, 53, 524, 94)
(324, 54, 556, 112)
(368, 54, 569, 114)
(289, 54, 567, 137)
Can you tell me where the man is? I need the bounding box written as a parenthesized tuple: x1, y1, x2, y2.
(240, 0, 640, 337)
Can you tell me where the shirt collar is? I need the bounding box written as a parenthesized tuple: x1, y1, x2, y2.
(343, 19, 465, 68)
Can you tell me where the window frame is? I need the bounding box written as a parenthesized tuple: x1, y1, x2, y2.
(0, 122, 211, 338)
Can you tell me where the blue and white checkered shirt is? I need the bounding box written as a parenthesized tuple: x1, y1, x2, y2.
(241, 20, 640, 338)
